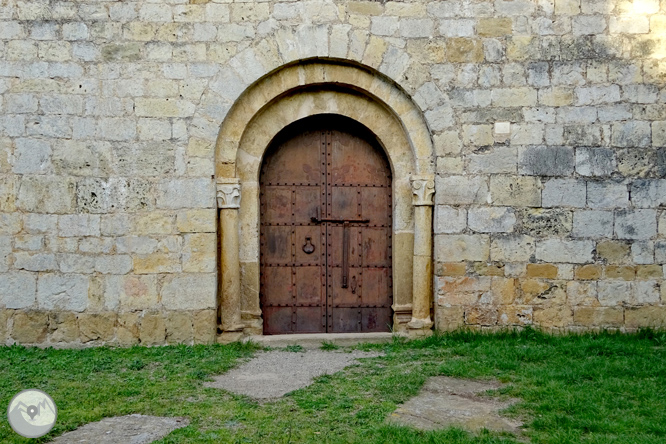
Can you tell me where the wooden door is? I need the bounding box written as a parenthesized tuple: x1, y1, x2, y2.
(260, 116, 392, 334)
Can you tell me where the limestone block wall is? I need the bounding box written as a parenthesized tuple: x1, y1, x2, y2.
(0, 0, 664, 345)
(429, 0, 666, 332)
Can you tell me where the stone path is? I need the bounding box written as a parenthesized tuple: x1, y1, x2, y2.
(204, 349, 383, 399)
(46, 352, 523, 443)
(389, 376, 522, 433)
(48, 414, 189, 444)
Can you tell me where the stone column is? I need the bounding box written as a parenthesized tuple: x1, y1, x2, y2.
(408, 176, 435, 334)
(217, 179, 244, 340)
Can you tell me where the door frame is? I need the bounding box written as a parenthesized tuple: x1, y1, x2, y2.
(214, 61, 436, 340)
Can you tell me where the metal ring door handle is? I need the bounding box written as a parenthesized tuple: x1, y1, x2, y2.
(302, 236, 315, 254)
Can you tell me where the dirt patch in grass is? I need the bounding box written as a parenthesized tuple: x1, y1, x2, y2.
(204, 349, 382, 399)
(389, 376, 522, 433)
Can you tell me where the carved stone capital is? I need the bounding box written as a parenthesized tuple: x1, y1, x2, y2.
(217, 180, 241, 209)
(410, 176, 435, 206)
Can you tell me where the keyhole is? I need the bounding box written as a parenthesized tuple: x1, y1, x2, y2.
(302, 236, 315, 254)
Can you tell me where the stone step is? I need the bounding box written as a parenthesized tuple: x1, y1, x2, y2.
(242, 332, 400, 349)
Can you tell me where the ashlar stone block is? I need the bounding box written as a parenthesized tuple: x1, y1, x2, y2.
(435, 234, 490, 262)
(435, 206, 467, 234)
(632, 241, 655, 265)
(598, 280, 633, 306)
(58, 214, 100, 237)
(57, 253, 95, 273)
(156, 179, 216, 209)
(611, 121, 651, 147)
(567, 281, 599, 306)
(598, 241, 631, 265)
(17, 176, 76, 214)
(616, 149, 655, 178)
(13, 139, 52, 174)
(0, 272, 37, 309)
(536, 239, 595, 263)
(139, 312, 166, 345)
(574, 307, 623, 327)
(0, 176, 17, 212)
(52, 140, 112, 177)
(614, 209, 657, 240)
(631, 180, 666, 208)
(48, 312, 79, 343)
(655, 240, 666, 264)
(77, 178, 154, 214)
(78, 312, 117, 343)
(193, 309, 216, 344)
(519, 146, 574, 176)
(587, 182, 629, 209)
(95, 255, 133, 275)
(490, 234, 535, 262)
(182, 233, 216, 272)
(37, 273, 88, 312)
(490, 176, 541, 206)
(135, 98, 196, 118)
(117, 312, 140, 346)
(635, 280, 660, 304)
(542, 179, 586, 208)
(626, 306, 666, 329)
(520, 208, 573, 237)
(14, 253, 58, 272)
(575, 148, 616, 177)
(176, 209, 216, 233)
(572, 210, 614, 238)
(105, 274, 158, 311)
(101, 214, 131, 236)
(435, 175, 489, 205)
(161, 274, 216, 310)
(166, 311, 194, 344)
(11, 311, 48, 343)
(468, 207, 516, 233)
(468, 147, 517, 174)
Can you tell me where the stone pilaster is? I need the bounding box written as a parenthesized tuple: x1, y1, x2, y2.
(408, 175, 435, 335)
(217, 179, 244, 339)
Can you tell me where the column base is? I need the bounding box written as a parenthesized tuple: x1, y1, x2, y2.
(217, 331, 244, 344)
(407, 317, 434, 337)
(241, 310, 263, 335)
(392, 304, 413, 334)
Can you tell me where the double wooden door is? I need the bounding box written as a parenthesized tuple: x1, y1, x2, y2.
(260, 116, 393, 334)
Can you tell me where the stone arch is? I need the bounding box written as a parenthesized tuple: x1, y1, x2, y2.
(212, 58, 436, 339)
(189, 25, 445, 148)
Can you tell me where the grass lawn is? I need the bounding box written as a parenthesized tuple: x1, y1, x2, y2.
(1, 328, 666, 444)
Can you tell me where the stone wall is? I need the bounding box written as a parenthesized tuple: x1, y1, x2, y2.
(427, 0, 666, 332)
(0, 0, 665, 345)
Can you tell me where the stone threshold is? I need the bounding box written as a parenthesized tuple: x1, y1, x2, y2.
(240, 332, 401, 349)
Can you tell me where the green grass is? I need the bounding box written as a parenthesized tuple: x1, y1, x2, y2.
(285, 344, 305, 353)
(320, 341, 340, 351)
(1, 329, 666, 443)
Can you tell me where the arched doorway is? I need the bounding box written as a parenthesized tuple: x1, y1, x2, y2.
(259, 115, 393, 334)
(213, 61, 436, 341)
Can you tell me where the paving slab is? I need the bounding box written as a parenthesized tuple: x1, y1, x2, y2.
(389, 376, 522, 433)
(48, 414, 189, 444)
(205, 349, 382, 399)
